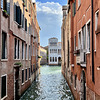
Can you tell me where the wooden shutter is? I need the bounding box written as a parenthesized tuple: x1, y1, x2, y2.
(1, 0, 3, 9)
(17, 6, 20, 24)
(72, 3, 74, 16)
(7, 1, 10, 14)
(14, 4, 16, 21)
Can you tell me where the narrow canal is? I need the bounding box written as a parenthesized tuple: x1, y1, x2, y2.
(20, 65, 74, 100)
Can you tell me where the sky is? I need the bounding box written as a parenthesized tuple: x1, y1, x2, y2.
(34, 0, 67, 47)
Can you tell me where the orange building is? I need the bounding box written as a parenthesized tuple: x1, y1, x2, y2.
(62, 0, 100, 99)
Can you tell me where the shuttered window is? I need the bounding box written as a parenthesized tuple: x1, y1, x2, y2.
(73, 0, 76, 16)
(2, 32, 7, 59)
(22, 70, 24, 84)
(25, 18, 27, 31)
(22, 14, 24, 28)
(29, 68, 30, 78)
(1, 0, 10, 14)
(1, 75, 7, 99)
(14, 38, 20, 59)
(14, 5, 22, 25)
(1, 0, 3, 9)
(25, 69, 27, 81)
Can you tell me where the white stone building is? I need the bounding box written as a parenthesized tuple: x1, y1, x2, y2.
(48, 38, 61, 65)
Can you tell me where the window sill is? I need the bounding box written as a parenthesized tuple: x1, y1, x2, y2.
(1, 95, 7, 100)
(25, 80, 28, 83)
(86, 52, 90, 54)
(74, 87, 76, 91)
(1, 59, 8, 62)
(14, 59, 20, 60)
(21, 83, 24, 86)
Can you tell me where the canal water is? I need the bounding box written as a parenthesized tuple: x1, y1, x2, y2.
(20, 65, 74, 100)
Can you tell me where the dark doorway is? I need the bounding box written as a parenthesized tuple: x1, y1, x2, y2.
(15, 68, 20, 100)
(81, 70, 86, 100)
(58, 57, 61, 65)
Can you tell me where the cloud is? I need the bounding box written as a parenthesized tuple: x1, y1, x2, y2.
(36, 2, 62, 15)
(36, 2, 62, 46)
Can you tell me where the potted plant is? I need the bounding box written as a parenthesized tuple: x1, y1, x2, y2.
(22, 2, 25, 7)
(14, 62, 22, 67)
(18, 24, 22, 28)
(38, 55, 41, 58)
(3, 10, 9, 18)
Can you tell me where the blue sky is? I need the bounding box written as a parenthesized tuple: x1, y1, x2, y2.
(35, 0, 67, 47)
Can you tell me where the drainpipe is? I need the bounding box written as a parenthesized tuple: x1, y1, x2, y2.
(91, 0, 94, 83)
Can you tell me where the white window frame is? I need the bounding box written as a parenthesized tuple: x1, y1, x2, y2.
(1, 74, 7, 100)
(78, 29, 82, 50)
(22, 42, 25, 60)
(78, 0, 81, 8)
(25, 44, 28, 60)
(95, 10, 99, 51)
(95, 10, 99, 31)
(86, 19, 91, 53)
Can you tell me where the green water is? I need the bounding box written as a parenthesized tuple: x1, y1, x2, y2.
(20, 65, 74, 100)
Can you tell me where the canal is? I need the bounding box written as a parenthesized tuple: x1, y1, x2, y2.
(20, 65, 74, 100)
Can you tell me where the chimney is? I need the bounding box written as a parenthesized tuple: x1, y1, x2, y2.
(62, 5, 68, 17)
(33, 3, 36, 11)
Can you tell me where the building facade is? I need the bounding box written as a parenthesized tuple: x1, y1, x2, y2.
(0, 0, 40, 100)
(40, 46, 47, 65)
(48, 38, 61, 65)
(62, 0, 100, 100)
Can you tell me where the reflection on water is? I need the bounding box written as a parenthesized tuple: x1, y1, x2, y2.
(20, 65, 74, 100)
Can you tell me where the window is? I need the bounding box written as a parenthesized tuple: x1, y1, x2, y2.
(25, 44, 27, 59)
(22, 42, 24, 59)
(25, 18, 27, 31)
(82, 25, 86, 49)
(25, 69, 27, 81)
(1, 0, 10, 14)
(86, 22, 90, 52)
(22, 14, 24, 28)
(74, 75, 77, 89)
(29, 3, 31, 13)
(50, 57, 52, 62)
(29, 45, 31, 60)
(1, 75, 7, 99)
(2, 32, 7, 59)
(78, 31, 81, 49)
(55, 57, 57, 62)
(25, 0, 27, 7)
(22, 70, 24, 84)
(58, 49, 61, 54)
(73, 0, 76, 16)
(74, 36, 76, 51)
(29, 23, 31, 34)
(95, 10, 99, 31)
(53, 57, 54, 62)
(71, 72, 73, 83)
(29, 68, 30, 78)
(14, 4, 22, 25)
(14, 38, 20, 59)
(78, 0, 81, 8)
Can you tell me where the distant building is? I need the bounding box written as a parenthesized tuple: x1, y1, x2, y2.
(40, 46, 47, 65)
(48, 38, 61, 65)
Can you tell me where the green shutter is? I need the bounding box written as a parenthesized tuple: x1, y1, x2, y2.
(14, 4, 16, 21)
